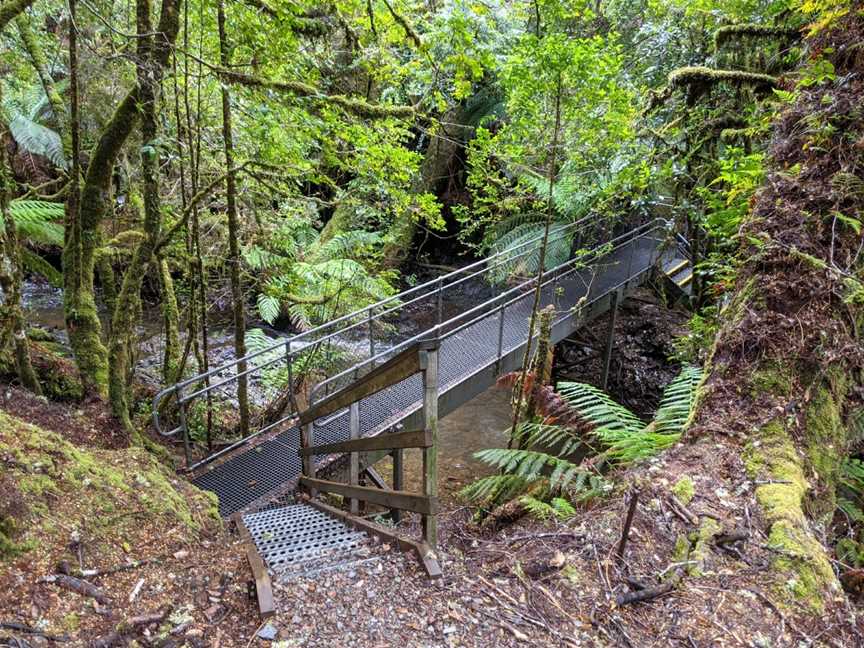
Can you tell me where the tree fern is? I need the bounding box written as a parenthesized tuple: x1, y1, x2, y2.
(8, 114, 67, 170)
(5, 200, 64, 246)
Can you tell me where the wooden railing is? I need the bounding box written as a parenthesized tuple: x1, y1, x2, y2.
(297, 340, 441, 573)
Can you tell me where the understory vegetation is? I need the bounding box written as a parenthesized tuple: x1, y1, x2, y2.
(1, 0, 863, 643)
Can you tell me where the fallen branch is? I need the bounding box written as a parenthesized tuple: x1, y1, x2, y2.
(615, 582, 674, 606)
(0, 623, 69, 642)
(38, 574, 111, 606)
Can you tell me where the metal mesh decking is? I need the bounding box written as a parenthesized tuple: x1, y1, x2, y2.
(194, 233, 673, 516)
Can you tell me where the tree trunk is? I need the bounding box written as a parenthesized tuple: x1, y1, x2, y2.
(0, 120, 41, 395)
(64, 0, 180, 400)
(106, 0, 180, 427)
(217, 0, 250, 436)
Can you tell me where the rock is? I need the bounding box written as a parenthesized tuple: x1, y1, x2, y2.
(173, 549, 190, 560)
(203, 604, 224, 623)
(257, 623, 279, 641)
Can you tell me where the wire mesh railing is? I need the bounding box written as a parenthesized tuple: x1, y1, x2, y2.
(153, 213, 667, 469)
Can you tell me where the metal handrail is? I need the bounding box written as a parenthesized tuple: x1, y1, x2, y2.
(153, 212, 670, 468)
(307, 219, 665, 412)
(152, 212, 607, 437)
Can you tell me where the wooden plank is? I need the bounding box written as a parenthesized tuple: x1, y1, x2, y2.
(349, 402, 360, 516)
(421, 348, 439, 549)
(233, 515, 275, 619)
(299, 428, 431, 456)
(299, 477, 437, 515)
(299, 345, 421, 425)
(305, 499, 442, 580)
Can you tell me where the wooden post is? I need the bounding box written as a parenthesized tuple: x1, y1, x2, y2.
(349, 401, 360, 515)
(302, 421, 317, 497)
(391, 448, 403, 523)
(420, 344, 439, 549)
(601, 290, 619, 391)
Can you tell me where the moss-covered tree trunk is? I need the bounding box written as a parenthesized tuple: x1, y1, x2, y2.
(380, 104, 474, 267)
(63, 0, 180, 401)
(0, 134, 41, 395)
(106, 0, 180, 428)
(217, 0, 250, 436)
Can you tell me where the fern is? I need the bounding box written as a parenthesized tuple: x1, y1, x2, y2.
(8, 114, 67, 170)
(462, 367, 702, 518)
(6, 200, 64, 246)
(520, 495, 578, 521)
(460, 474, 531, 506)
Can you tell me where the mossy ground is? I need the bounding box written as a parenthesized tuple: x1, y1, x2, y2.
(0, 410, 257, 644)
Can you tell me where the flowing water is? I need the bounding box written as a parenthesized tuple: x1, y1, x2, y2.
(382, 385, 513, 503)
(21, 278, 515, 477)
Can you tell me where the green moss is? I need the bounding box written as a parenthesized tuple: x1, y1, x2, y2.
(671, 476, 695, 505)
(748, 420, 840, 611)
(803, 377, 847, 521)
(0, 411, 222, 563)
(688, 518, 722, 577)
(750, 363, 795, 398)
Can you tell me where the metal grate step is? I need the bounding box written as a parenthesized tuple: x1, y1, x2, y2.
(242, 504, 372, 577)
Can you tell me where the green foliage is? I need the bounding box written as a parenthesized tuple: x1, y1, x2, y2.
(463, 366, 702, 517)
(243, 211, 397, 330)
(1, 83, 67, 170)
(698, 148, 766, 239)
(5, 199, 64, 246)
(1, 200, 64, 285)
(520, 495, 577, 521)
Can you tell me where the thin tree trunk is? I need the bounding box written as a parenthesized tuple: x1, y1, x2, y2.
(107, 0, 180, 428)
(508, 74, 562, 450)
(218, 0, 249, 436)
(0, 115, 41, 395)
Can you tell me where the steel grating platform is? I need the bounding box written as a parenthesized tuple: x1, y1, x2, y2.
(194, 233, 682, 516)
(243, 503, 372, 577)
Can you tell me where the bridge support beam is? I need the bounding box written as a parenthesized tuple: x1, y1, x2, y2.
(601, 290, 620, 391)
(420, 343, 439, 550)
(391, 448, 404, 523)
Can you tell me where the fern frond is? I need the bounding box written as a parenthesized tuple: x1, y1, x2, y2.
(20, 248, 62, 286)
(653, 365, 702, 435)
(6, 200, 64, 246)
(460, 474, 529, 505)
(8, 114, 67, 169)
(556, 381, 643, 436)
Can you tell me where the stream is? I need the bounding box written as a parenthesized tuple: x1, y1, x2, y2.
(21, 277, 515, 487)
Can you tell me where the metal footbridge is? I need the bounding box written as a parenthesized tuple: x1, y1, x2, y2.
(153, 215, 691, 520)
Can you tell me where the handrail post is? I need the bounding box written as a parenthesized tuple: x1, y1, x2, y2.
(436, 278, 443, 326)
(302, 421, 317, 497)
(419, 343, 439, 549)
(496, 305, 505, 370)
(349, 401, 360, 515)
(601, 290, 620, 391)
(368, 306, 375, 369)
(285, 339, 299, 416)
